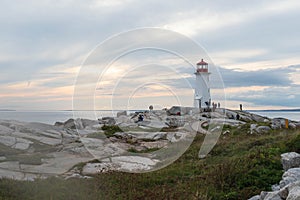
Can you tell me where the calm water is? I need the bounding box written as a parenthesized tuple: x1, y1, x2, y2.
(0, 110, 299, 125)
(250, 111, 300, 122)
(0, 111, 120, 125)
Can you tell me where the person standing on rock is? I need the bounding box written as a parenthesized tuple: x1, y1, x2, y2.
(138, 114, 144, 122)
(149, 105, 153, 119)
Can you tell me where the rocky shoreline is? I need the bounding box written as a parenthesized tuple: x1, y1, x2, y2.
(0, 106, 299, 198)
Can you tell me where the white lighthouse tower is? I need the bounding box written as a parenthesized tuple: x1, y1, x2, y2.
(194, 59, 211, 110)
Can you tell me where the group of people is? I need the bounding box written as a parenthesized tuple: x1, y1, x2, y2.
(211, 102, 221, 112)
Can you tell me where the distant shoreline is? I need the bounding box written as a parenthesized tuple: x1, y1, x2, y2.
(0, 109, 299, 112)
(0, 109, 16, 111)
(248, 109, 300, 112)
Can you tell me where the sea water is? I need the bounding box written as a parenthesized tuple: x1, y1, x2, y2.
(0, 110, 120, 125)
(250, 111, 300, 122)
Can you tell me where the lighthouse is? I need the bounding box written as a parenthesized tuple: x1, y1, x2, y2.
(194, 59, 211, 109)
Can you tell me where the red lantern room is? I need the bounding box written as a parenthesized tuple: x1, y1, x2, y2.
(196, 59, 208, 73)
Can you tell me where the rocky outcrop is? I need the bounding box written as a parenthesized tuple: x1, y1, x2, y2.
(99, 117, 116, 125)
(1, 107, 299, 181)
(0, 120, 92, 180)
(166, 106, 195, 116)
(0, 111, 192, 180)
(165, 117, 185, 127)
(249, 152, 300, 200)
(280, 168, 300, 188)
(256, 126, 272, 134)
(281, 152, 300, 171)
(117, 111, 127, 117)
(82, 156, 160, 174)
(55, 118, 100, 130)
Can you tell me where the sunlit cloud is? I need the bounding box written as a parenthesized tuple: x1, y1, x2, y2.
(0, 0, 299, 110)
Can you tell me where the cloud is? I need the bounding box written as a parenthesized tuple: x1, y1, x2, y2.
(219, 66, 298, 87)
(226, 85, 300, 107)
(0, 0, 300, 109)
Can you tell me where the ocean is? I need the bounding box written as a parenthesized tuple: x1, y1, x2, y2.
(0, 110, 299, 125)
(0, 111, 119, 125)
(250, 111, 300, 122)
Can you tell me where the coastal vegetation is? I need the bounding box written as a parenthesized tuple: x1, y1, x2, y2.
(0, 122, 299, 200)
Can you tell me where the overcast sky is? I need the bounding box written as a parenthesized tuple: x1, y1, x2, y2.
(0, 0, 299, 110)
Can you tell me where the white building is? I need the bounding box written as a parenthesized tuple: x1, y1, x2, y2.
(194, 59, 211, 109)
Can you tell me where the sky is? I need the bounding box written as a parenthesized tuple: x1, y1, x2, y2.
(0, 0, 299, 110)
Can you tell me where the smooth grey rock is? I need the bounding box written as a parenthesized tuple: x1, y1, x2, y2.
(74, 118, 84, 129)
(140, 140, 168, 149)
(294, 122, 300, 129)
(0, 135, 33, 150)
(280, 168, 300, 188)
(251, 114, 267, 123)
(287, 181, 300, 200)
(99, 117, 116, 125)
(225, 110, 236, 119)
(0, 135, 16, 146)
(0, 156, 6, 161)
(0, 124, 14, 135)
(281, 152, 300, 171)
(256, 126, 271, 134)
(141, 119, 166, 129)
(83, 156, 160, 174)
(271, 118, 284, 129)
(260, 191, 268, 199)
(92, 124, 104, 129)
(272, 184, 281, 191)
(54, 121, 64, 127)
(165, 117, 185, 127)
(289, 123, 297, 129)
(250, 124, 257, 134)
(240, 115, 253, 122)
(81, 119, 99, 129)
(117, 111, 127, 117)
(102, 156, 160, 172)
(248, 195, 260, 200)
(152, 132, 167, 140)
(166, 132, 186, 143)
(63, 119, 77, 129)
(274, 118, 288, 127)
(57, 118, 85, 130)
(82, 162, 114, 174)
(166, 106, 193, 116)
(190, 121, 209, 134)
(13, 138, 33, 150)
(263, 191, 282, 200)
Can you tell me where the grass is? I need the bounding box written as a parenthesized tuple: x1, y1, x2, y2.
(101, 125, 123, 137)
(0, 125, 299, 199)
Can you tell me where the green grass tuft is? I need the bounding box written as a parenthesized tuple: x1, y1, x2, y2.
(101, 125, 123, 137)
